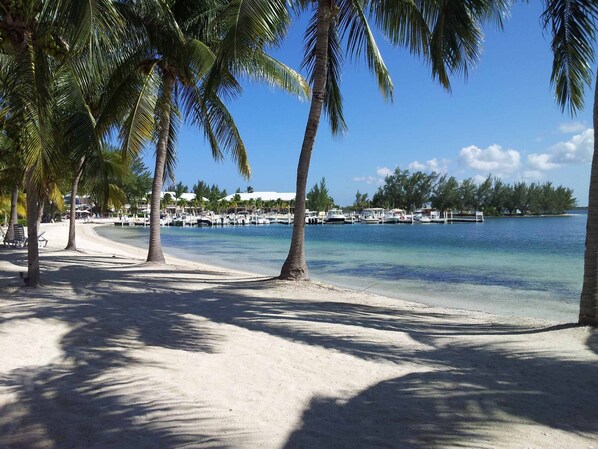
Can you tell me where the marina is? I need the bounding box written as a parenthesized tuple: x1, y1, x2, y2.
(113, 208, 485, 227)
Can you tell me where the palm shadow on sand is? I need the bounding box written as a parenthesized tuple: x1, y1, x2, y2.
(0, 250, 595, 448)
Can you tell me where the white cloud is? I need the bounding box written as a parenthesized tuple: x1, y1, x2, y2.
(376, 167, 393, 177)
(527, 153, 560, 171)
(459, 144, 521, 174)
(408, 158, 450, 173)
(551, 128, 593, 164)
(354, 166, 397, 186)
(527, 128, 593, 171)
(559, 121, 587, 134)
(352, 176, 381, 185)
(522, 170, 543, 181)
(408, 161, 426, 171)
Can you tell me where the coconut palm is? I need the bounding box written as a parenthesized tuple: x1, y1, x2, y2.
(108, 0, 308, 264)
(541, 0, 598, 325)
(279, 0, 511, 280)
(61, 48, 129, 250)
(0, 0, 122, 286)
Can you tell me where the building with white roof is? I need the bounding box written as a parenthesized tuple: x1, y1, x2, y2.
(220, 192, 296, 202)
(151, 192, 208, 202)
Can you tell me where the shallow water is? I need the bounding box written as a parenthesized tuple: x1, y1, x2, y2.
(98, 213, 586, 323)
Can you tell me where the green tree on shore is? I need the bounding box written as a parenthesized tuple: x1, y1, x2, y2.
(372, 168, 575, 215)
(306, 177, 334, 212)
(352, 190, 370, 211)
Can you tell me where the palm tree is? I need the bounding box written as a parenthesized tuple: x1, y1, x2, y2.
(62, 51, 127, 251)
(109, 0, 308, 264)
(0, 0, 122, 286)
(279, 0, 511, 280)
(541, 0, 598, 325)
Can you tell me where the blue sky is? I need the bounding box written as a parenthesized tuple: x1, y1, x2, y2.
(144, 2, 595, 206)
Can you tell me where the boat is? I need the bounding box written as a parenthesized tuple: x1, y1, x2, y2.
(384, 209, 406, 224)
(305, 210, 322, 224)
(251, 214, 270, 225)
(159, 214, 172, 226)
(414, 212, 431, 223)
(325, 209, 347, 224)
(361, 208, 384, 224)
(197, 212, 224, 226)
(173, 213, 194, 226)
(275, 214, 293, 225)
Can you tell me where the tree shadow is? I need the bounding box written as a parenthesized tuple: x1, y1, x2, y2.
(0, 251, 595, 448)
(0, 253, 253, 449)
(281, 345, 598, 448)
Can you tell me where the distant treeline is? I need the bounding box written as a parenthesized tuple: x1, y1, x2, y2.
(363, 168, 576, 215)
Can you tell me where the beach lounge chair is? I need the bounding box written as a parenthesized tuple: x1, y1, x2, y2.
(3, 224, 27, 248)
(37, 232, 48, 248)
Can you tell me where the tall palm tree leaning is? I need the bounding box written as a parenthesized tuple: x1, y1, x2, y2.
(542, 0, 598, 325)
(279, 0, 511, 280)
(111, 0, 308, 264)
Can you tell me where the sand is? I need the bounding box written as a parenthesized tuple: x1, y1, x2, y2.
(0, 221, 596, 449)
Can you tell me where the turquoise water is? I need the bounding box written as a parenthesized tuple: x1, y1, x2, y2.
(97, 213, 586, 322)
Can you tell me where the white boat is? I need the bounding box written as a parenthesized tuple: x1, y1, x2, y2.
(159, 214, 172, 226)
(173, 213, 194, 226)
(251, 214, 270, 225)
(325, 209, 346, 224)
(361, 208, 384, 224)
(414, 212, 431, 223)
(275, 214, 293, 225)
(197, 213, 223, 226)
(383, 209, 406, 223)
(305, 210, 322, 224)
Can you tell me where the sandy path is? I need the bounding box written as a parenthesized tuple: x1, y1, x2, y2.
(0, 221, 596, 449)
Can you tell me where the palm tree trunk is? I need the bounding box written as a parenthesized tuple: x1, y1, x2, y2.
(579, 70, 598, 326)
(6, 184, 19, 241)
(280, 0, 333, 280)
(146, 73, 174, 263)
(66, 156, 86, 250)
(37, 201, 44, 228)
(25, 170, 40, 287)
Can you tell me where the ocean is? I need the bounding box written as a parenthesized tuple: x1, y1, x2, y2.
(97, 212, 586, 323)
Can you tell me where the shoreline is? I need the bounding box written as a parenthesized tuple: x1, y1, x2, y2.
(95, 220, 581, 324)
(0, 221, 596, 448)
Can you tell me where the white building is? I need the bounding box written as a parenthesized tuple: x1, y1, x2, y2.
(220, 192, 296, 202)
(152, 192, 209, 202)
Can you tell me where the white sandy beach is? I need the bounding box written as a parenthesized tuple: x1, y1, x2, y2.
(0, 221, 596, 448)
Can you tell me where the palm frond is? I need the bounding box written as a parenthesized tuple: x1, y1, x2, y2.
(237, 50, 310, 99)
(427, 0, 484, 91)
(163, 101, 180, 184)
(341, 0, 393, 100)
(303, 8, 347, 135)
(181, 83, 250, 178)
(367, 0, 431, 58)
(216, 0, 290, 62)
(542, 0, 598, 114)
(41, 0, 123, 52)
(119, 61, 162, 158)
